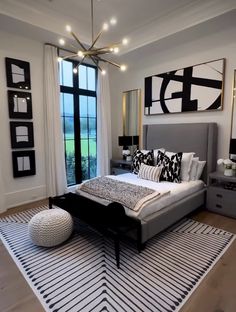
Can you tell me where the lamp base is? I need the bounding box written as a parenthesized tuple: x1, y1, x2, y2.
(230, 154, 236, 163)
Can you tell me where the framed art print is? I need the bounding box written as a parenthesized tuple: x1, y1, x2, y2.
(12, 150, 36, 178)
(5, 57, 31, 90)
(144, 58, 225, 115)
(10, 121, 34, 148)
(8, 91, 32, 119)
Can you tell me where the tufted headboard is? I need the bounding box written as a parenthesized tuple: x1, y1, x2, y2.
(143, 123, 218, 184)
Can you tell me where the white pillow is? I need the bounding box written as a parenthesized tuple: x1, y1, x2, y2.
(138, 163, 162, 182)
(153, 148, 165, 165)
(195, 161, 206, 180)
(165, 151, 195, 181)
(189, 157, 199, 180)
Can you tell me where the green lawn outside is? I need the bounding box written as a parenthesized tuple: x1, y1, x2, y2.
(65, 133, 96, 157)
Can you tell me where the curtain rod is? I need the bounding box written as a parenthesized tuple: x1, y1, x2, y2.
(45, 43, 76, 54)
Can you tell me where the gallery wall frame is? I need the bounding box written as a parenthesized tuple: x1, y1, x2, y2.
(10, 121, 34, 149)
(8, 90, 32, 119)
(145, 58, 225, 115)
(5, 57, 31, 90)
(12, 150, 36, 178)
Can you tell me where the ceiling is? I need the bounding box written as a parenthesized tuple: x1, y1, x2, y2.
(0, 0, 236, 55)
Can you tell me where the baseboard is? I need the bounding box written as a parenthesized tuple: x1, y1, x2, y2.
(5, 185, 47, 209)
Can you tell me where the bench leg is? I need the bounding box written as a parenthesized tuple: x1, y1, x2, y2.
(48, 197, 53, 209)
(114, 236, 120, 269)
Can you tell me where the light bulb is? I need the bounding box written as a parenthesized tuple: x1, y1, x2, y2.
(66, 25, 72, 32)
(57, 57, 63, 62)
(73, 68, 78, 74)
(114, 47, 119, 54)
(101, 70, 106, 75)
(14, 94, 17, 98)
(77, 50, 84, 57)
(59, 38, 65, 45)
(122, 38, 128, 45)
(103, 23, 109, 31)
(110, 47, 114, 52)
(120, 65, 127, 72)
(110, 17, 117, 25)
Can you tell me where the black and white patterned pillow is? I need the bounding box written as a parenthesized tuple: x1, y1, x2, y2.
(132, 150, 153, 174)
(156, 150, 182, 183)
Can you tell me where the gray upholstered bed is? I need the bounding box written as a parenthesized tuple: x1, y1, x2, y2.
(140, 122, 217, 243)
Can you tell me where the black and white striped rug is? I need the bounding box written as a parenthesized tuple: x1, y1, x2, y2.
(0, 206, 235, 312)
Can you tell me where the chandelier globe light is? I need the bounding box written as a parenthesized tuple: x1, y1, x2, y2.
(57, 0, 128, 74)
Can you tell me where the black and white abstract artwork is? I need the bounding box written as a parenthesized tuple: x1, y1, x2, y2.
(145, 59, 225, 115)
(10, 121, 34, 149)
(12, 150, 36, 177)
(8, 91, 32, 119)
(5, 57, 31, 90)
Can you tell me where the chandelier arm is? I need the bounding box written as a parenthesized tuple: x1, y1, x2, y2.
(88, 56, 103, 72)
(89, 30, 103, 50)
(96, 56, 121, 68)
(62, 54, 78, 60)
(71, 31, 87, 51)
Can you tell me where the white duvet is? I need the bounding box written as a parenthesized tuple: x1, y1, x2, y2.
(76, 173, 204, 219)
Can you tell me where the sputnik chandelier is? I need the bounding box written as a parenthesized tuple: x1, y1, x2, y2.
(57, 0, 128, 75)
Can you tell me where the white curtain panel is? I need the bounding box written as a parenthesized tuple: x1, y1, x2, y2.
(97, 66, 112, 176)
(44, 45, 67, 196)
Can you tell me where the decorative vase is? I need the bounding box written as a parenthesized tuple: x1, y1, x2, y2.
(224, 167, 233, 176)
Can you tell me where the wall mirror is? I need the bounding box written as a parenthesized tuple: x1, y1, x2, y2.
(230, 70, 236, 160)
(122, 89, 142, 147)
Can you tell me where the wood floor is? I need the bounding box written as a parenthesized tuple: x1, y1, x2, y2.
(0, 202, 236, 312)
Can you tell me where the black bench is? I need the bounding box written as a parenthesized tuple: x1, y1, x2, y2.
(49, 192, 142, 268)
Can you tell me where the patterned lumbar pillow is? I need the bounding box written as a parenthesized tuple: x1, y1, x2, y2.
(156, 150, 183, 183)
(132, 149, 153, 174)
(138, 163, 162, 182)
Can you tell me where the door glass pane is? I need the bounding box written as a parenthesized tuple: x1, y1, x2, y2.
(89, 118, 96, 138)
(60, 93, 64, 113)
(80, 117, 88, 139)
(61, 61, 73, 87)
(79, 95, 87, 117)
(64, 117, 74, 140)
(87, 67, 96, 91)
(79, 65, 87, 89)
(81, 139, 89, 181)
(89, 138, 96, 157)
(65, 139, 75, 185)
(88, 97, 96, 117)
(63, 94, 74, 116)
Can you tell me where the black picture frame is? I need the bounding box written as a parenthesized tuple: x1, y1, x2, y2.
(10, 121, 34, 148)
(8, 91, 32, 119)
(12, 150, 36, 178)
(5, 57, 31, 90)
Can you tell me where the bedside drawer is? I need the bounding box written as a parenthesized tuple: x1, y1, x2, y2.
(207, 186, 236, 217)
(111, 168, 130, 175)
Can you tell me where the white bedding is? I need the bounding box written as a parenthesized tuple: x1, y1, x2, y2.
(76, 173, 204, 219)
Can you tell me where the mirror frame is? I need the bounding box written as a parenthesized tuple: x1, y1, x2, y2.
(122, 88, 142, 144)
(231, 69, 236, 139)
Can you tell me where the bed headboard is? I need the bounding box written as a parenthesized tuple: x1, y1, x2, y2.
(143, 123, 218, 183)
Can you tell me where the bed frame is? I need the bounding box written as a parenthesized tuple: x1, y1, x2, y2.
(140, 122, 217, 243)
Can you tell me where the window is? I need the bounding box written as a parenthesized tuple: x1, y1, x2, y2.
(59, 60, 97, 186)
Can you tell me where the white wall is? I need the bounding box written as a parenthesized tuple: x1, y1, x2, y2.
(0, 30, 46, 212)
(110, 15, 236, 160)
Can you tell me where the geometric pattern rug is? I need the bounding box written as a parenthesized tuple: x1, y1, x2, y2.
(0, 205, 235, 312)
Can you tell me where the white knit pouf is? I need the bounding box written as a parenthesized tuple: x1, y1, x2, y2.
(28, 209, 73, 247)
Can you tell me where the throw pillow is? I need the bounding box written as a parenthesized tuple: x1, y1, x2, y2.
(165, 151, 195, 181)
(138, 163, 162, 182)
(156, 150, 182, 183)
(189, 157, 199, 180)
(153, 148, 166, 165)
(195, 160, 206, 180)
(132, 149, 153, 174)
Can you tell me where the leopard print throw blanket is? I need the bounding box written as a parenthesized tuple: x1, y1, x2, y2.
(78, 177, 168, 212)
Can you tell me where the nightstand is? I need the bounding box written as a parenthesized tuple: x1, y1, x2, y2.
(206, 171, 236, 218)
(110, 159, 132, 175)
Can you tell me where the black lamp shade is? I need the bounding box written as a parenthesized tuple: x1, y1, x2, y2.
(230, 139, 236, 154)
(132, 135, 139, 145)
(118, 136, 132, 147)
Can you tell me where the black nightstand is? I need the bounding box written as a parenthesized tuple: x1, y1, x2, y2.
(110, 159, 132, 175)
(206, 171, 236, 218)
